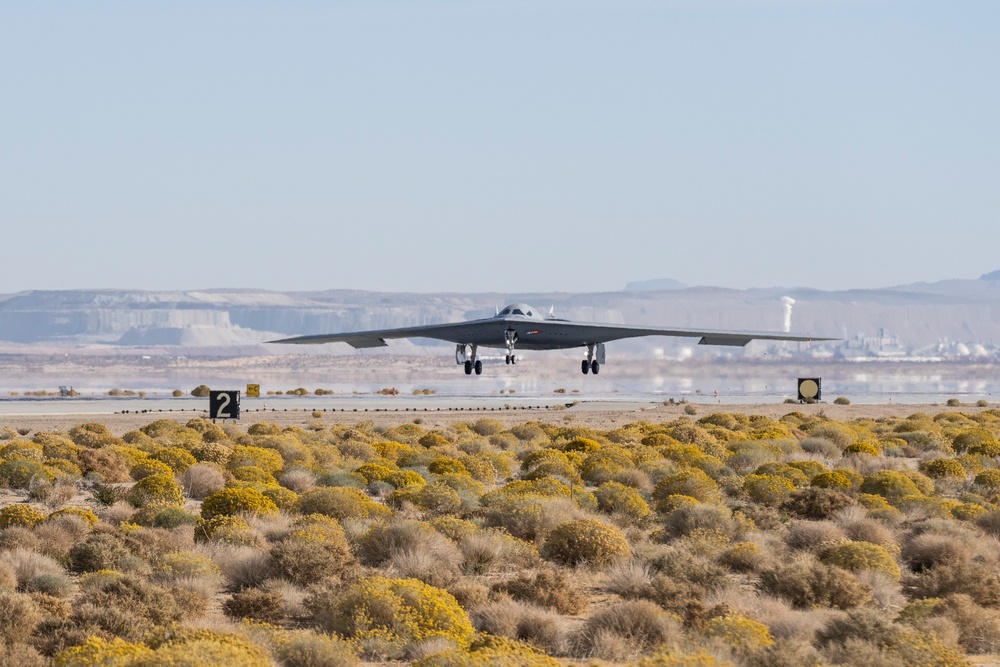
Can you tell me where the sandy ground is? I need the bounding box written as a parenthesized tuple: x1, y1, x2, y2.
(1, 400, 994, 436)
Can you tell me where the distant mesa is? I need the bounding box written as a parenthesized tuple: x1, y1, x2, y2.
(624, 278, 688, 291)
(980, 269, 1000, 281)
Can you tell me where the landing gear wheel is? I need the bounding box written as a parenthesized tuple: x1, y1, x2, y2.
(510, 355, 516, 365)
(505, 355, 511, 365)
(474, 360, 483, 375)
(582, 360, 590, 374)
(464, 360, 473, 375)
(591, 361, 600, 375)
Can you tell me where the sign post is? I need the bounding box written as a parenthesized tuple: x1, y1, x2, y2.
(209, 390, 241, 420)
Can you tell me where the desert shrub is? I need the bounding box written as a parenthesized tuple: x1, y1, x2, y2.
(73, 573, 184, 641)
(136, 630, 270, 667)
(226, 445, 284, 475)
(127, 473, 185, 508)
(0, 590, 41, 644)
(200, 486, 277, 520)
(817, 608, 969, 667)
(0, 504, 46, 529)
(903, 559, 1000, 606)
(390, 481, 462, 515)
(482, 495, 581, 542)
(469, 418, 504, 436)
(952, 428, 998, 453)
(129, 459, 174, 481)
(268, 628, 360, 667)
(412, 635, 557, 667)
(653, 469, 721, 504)
(844, 441, 880, 456)
(718, 541, 764, 573)
(458, 529, 540, 576)
(356, 519, 462, 586)
(809, 470, 854, 491)
(760, 559, 872, 609)
(572, 599, 681, 660)
(903, 533, 969, 572)
(781, 486, 854, 519)
(299, 486, 389, 520)
(76, 449, 130, 483)
(269, 514, 356, 586)
(492, 568, 587, 614)
(52, 636, 152, 666)
(541, 518, 630, 567)
(307, 576, 476, 659)
(742, 474, 796, 506)
(0, 460, 52, 489)
(180, 463, 226, 500)
(703, 614, 774, 654)
(860, 470, 923, 504)
(195, 515, 257, 546)
(67, 422, 120, 449)
(594, 481, 651, 520)
(68, 533, 132, 573)
(661, 502, 736, 540)
(822, 541, 900, 580)
(785, 520, 846, 552)
(223, 587, 285, 623)
(428, 457, 469, 476)
(471, 598, 566, 654)
(919, 458, 966, 480)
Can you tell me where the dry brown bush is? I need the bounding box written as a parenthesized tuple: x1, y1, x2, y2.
(279, 468, 317, 494)
(937, 594, 1000, 654)
(472, 598, 567, 654)
(903, 533, 969, 572)
(357, 520, 462, 581)
(605, 559, 653, 597)
(223, 587, 286, 623)
(181, 463, 227, 499)
(784, 520, 846, 552)
(0, 527, 41, 552)
(0, 643, 46, 667)
(760, 559, 872, 610)
(0, 591, 42, 644)
(781, 487, 854, 520)
(0, 548, 65, 589)
(571, 599, 681, 660)
(492, 567, 587, 614)
(903, 559, 1000, 606)
(202, 543, 273, 590)
(842, 518, 899, 553)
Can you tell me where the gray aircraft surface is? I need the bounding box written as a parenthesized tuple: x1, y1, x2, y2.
(269, 303, 833, 375)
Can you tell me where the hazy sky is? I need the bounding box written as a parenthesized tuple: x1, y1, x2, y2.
(2, 1, 997, 295)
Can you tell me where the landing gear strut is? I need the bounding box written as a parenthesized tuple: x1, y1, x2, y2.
(459, 344, 482, 375)
(582, 344, 600, 375)
(504, 328, 517, 366)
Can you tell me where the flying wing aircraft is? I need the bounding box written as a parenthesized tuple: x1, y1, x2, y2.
(268, 303, 834, 375)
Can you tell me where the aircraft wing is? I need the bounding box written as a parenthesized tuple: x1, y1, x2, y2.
(267, 318, 499, 348)
(268, 316, 833, 349)
(538, 321, 834, 347)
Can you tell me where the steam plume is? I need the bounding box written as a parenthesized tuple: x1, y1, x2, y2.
(781, 296, 795, 333)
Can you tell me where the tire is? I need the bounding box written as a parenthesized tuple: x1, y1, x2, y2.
(592, 361, 600, 374)
(474, 360, 483, 375)
(582, 360, 590, 374)
(464, 360, 473, 375)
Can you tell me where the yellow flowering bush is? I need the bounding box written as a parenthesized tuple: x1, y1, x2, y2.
(200, 487, 278, 520)
(0, 503, 46, 528)
(743, 474, 796, 506)
(129, 459, 174, 481)
(594, 480, 651, 520)
(541, 518, 630, 566)
(821, 541, 901, 580)
(703, 614, 774, 653)
(127, 473, 185, 508)
(53, 636, 152, 667)
(309, 576, 475, 658)
(298, 486, 390, 520)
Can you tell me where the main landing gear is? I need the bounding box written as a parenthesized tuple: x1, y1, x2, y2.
(581, 343, 601, 374)
(457, 344, 482, 375)
(504, 328, 517, 366)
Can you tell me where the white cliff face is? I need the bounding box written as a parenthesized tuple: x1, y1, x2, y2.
(0, 281, 997, 356)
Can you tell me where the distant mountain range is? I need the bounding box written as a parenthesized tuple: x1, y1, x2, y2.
(1, 275, 998, 360)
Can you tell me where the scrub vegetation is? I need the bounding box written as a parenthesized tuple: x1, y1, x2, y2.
(2, 409, 1000, 665)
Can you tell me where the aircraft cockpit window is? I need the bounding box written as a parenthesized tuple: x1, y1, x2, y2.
(527, 311, 533, 316)
(512, 309, 524, 315)
(499, 308, 510, 315)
